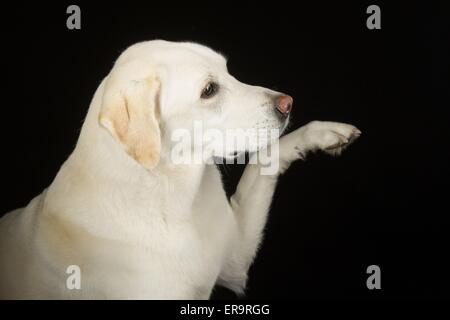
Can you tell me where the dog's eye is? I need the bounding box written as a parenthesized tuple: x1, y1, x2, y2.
(201, 82, 219, 99)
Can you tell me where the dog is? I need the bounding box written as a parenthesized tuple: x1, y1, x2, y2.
(0, 40, 360, 299)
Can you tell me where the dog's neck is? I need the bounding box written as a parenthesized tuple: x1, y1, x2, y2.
(43, 80, 208, 242)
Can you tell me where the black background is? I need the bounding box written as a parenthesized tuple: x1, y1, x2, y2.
(0, 1, 449, 300)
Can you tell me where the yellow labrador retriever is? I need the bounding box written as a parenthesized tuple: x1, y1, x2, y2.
(0, 40, 360, 299)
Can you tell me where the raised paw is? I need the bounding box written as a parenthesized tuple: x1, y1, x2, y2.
(304, 121, 361, 156)
(277, 120, 361, 172)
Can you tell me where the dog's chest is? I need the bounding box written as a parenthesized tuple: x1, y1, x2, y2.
(100, 166, 236, 298)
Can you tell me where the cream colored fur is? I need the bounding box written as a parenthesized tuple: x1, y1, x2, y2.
(0, 40, 360, 299)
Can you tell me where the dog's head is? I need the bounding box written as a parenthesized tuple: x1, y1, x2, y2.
(99, 40, 293, 169)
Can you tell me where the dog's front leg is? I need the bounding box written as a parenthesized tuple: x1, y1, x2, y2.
(219, 121, 360, 294)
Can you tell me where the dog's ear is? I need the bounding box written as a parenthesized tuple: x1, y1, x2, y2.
(99, 62, 161, 170)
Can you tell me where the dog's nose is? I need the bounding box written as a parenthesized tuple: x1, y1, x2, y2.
(276, 95, 293, 115)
